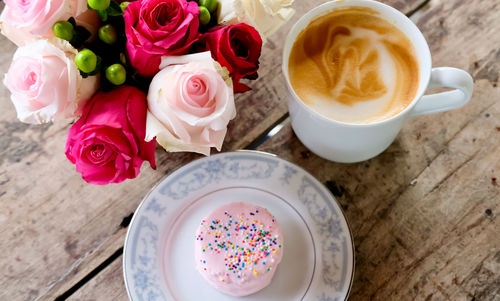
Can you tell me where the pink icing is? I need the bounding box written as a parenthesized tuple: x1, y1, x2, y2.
(194, 202, 284, 296)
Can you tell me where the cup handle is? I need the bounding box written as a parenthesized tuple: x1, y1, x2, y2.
(410, 67, 474, 117)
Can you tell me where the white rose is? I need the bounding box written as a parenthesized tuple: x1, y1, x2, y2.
(217, 0, 295, 40)
(3, 38, 99, 124)
(146, 52, 236, 156)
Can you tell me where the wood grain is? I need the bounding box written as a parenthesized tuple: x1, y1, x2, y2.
(0, 0, 453, 300)
(255, 1, 500, 299)
(68, 257, 127, 301)
(64, 1, 500, 300)
(255, 92, 500, 298)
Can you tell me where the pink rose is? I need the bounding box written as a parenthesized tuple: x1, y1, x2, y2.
(65, 86, 156, 185)
(3, 38, 99, 124)
(146, 51, 236, 156)
(124, 0, 200, 77)
(0, 0, 96, 46)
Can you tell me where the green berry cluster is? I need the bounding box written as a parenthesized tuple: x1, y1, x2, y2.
(197, 0, 218, 26)
(53, 0, 130, 87)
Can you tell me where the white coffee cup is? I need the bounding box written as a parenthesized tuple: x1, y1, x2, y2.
(282, 0, 474, 163)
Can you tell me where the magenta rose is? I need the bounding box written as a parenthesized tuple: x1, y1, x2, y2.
(200, 23, 262, 93)
(124, 0, 200, 77)
(65, 86, 156, 185)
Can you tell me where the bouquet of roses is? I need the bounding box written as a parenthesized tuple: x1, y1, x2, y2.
(0, 0, 294, 185)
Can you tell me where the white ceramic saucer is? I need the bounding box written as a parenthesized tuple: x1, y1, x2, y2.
(123, 151, 354, 301)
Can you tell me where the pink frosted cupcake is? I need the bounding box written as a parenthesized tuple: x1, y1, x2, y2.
(195, 202, 284, 296)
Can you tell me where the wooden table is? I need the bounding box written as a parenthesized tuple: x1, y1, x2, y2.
(1, 0, 499, 300)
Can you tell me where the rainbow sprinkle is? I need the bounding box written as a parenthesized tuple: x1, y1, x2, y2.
(196, 208, 282, 278)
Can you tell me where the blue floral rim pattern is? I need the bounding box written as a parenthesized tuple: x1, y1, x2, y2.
(123, 151, 354, 301)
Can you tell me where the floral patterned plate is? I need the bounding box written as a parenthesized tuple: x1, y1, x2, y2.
(123, 151, 354, 301)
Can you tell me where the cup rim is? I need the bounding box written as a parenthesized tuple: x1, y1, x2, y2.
(282, 0, 432, 128)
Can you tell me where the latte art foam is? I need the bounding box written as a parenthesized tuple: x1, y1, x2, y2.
(289, 7, 419, 123)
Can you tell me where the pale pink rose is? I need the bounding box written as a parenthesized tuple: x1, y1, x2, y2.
(0, 0, 96, 46)
(3, 38, 99, 124)
(146, 51, 236, 156)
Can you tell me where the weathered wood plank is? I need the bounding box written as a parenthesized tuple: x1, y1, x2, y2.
(66, 100, 500, 300)
(254, 0, 500, 299)
(68, 257, 127, 301)
(65, 1, 500, 300)
(0, 1, 427, 300)
(255, 83, 500, 300)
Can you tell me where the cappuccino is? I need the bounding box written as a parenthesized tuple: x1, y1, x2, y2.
(288, 7, 419, 124)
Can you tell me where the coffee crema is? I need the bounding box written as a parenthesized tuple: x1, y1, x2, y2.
(288, 6, 419, 124)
